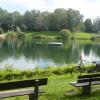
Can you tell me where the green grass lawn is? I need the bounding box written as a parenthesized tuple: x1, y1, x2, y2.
(29, 31, 59, 36)
(26, 31, 60, 39)
(26, 31, 97, 40)
(2, 74, 100, 100)
(40, 74, 100, 100)
(3, 31, 98, 40)
(73, 32, 95, 39)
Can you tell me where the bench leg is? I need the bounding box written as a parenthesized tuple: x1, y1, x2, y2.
(82, 85, 91, 96)
(29, 94, 35, 100)
(29, 94, 38, 100)
(29, 80, 39, 100)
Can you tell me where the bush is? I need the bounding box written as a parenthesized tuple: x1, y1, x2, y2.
(21, 25, 27, 32)
(91, 36, 96, 41)
(53, 68, 64, 75)
(97, 31, 100, 34)
(0, 64, 94, 81)
(6, 31, 17, 38)
(71, 36, 75, 40)
(16, 26, 22, 33)
(16, 26, 25, 38)
(0, 27, 3, 34)
(59, 29, 71, 39)
(33, 35, 47, 39)
(17, 32, 25, 38)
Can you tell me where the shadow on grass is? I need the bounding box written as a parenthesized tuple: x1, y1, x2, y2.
(64, 89, 100, 100)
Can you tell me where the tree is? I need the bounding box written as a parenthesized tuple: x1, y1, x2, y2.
(33, 16, 44, 31)
(0, 27, 3, 34)
(48, 8, 67, 31)
(84, 18, 93, 33)
(93, 17, 100, 33)
(0, 7, 86, 32)
(66, 8, 83, 32)
(47, 13, 57, 30)
(12, 11, 22, 28)
(77, 22, 85, 32)
(23, 11, 33, 31)
(41, 11, 50, 31)
(0, 8, 9, 31)
(53, 8, 67, 30)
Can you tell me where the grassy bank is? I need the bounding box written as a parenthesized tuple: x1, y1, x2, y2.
(0, 65, 100, 100)
(1, 74, 100, 100)
(0, 64, 93, 81)
(25, 31, 60, 39)
(26, 31, 96, 39)
(41, 74, 100, 100)
(73, 32, 95, 39)
(0, 31, 98, 40)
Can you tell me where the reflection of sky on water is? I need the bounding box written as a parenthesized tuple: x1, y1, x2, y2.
(35, 58, 55, 68)
(0, 39, 100, 69)
(0, 56, 55, 70)
(81, 49, 100, 64)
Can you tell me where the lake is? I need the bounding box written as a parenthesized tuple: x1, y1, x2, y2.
(0, 38, 100, 69)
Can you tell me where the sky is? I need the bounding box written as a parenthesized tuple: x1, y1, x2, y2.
(0, 0, 100, 20)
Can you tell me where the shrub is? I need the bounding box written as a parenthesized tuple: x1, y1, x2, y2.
(6, 31, 17, 38)
(0, 64, 94, 81)
(0, 27, 3, 34)
(33, 35, 47, 39)
(91, 36, 96, 41)
(71, 36, 75, 40)
(53, 69, 64, 75)
(4, 64, 14, 72)
(17, 32, 25, 38)
(97, 31, 100, 34)
(15, 26, 25, 38)
(59, 29, 71, 39)
(16, 26, 22, 33)
(21, 25, 27, 32)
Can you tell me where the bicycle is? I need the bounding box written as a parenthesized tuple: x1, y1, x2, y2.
(87, 61, 100, 73)
(69, 57, 96, 77)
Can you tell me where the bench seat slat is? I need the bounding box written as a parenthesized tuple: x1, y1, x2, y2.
(70, 80, 100, 87)
(92, 81, 100, 85)
(0, 89, 44, 99)
(69, 82, 89, 87)
(69, 74, 100, 95)
(0, 78, 48, 100)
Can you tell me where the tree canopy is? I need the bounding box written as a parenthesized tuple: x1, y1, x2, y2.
(0, 7, 99, 33)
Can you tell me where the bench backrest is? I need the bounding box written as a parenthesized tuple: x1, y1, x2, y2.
(78, 75, 92, 79)
(0, 78, 47, 91)
(77, 78, 91, 83)
(95, 61, 100, 67)
(78, 73, 100, 79)
(77, 73, 100, 83)
(93, 62, 100, 71)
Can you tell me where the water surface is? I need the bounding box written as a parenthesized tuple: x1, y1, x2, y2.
(0, 38, 100, 69)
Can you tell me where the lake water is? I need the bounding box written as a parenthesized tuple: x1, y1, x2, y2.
(0, 38, 100, 69)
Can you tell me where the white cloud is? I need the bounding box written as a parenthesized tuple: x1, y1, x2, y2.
(0, 0, 100, 19)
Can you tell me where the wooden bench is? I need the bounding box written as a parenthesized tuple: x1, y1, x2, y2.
(69, 73, 100, 95)
(0, 78, 48, 100)
(91, 61, 100, 73)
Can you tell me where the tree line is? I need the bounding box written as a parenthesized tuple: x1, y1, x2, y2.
(0, 7, 100, 33)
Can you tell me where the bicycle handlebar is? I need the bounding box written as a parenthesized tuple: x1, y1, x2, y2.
(80, 59, 96, 64)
